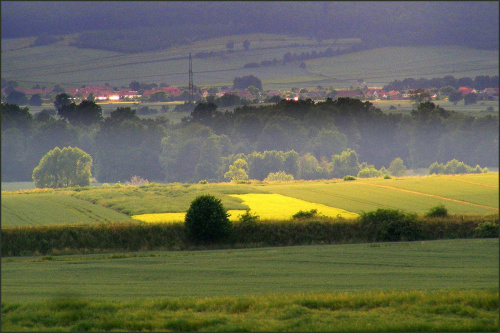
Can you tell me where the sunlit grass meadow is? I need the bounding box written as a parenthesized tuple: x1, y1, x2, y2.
(2, 289, 498, 332)
(2, 239, 498, 331)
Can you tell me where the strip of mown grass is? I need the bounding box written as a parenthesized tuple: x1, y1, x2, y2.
(1, 289, 497, 332)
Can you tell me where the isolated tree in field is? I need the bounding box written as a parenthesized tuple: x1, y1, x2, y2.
(448, 91, 463, 105)
(28, 94, 43, 106)
(388, 157, 407, 177)
(184, 195, 232, 243)
(233, 75, 263, 91)
(32, 146, 93, 188)
(54, 93, 73, 111)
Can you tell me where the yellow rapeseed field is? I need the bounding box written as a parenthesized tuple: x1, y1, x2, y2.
(132, 193, 358, 223)
(228, 193, 359, 220)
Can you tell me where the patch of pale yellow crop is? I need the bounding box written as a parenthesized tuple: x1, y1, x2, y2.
(228, 193, 359, 220)
(132, 210, 248, 223)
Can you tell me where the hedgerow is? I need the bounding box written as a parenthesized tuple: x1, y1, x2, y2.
(1, 214, 497, 257)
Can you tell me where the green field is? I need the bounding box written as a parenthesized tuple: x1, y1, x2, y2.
(1, 191, 133, 227)
(2, 288, 497, 332)
(2, 33, 498, 90)
(2, 238, 497, 302)
(2, 239, 498, 331)
(2, 173, 498, 227)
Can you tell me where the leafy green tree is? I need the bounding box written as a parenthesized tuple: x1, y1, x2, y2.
(1, 102, 33, 131)
(224, 158, 249, 182)
(388, 157, 407, 177)
(54, 93, 72, 111)
(357, 166, 383, 178)
(32, 146, 92, 188)
(265, 170, 294, 181)
(190, 102, 218, 125)
(195, 135, 225, 181)
(448, 91, 463, 105)
(149, 91, 169, 102)
(6, 90, 28, 105)
(438, 85, 456, 97)
(233, 75, 263, 91)
(184, 195, 232, 243)
(463, 92, 478, 105)
(297, 153, 320, 180)
(331, 149, 360, 179)
(309, 129, 348, 160)
(409, 88, 431, 105)
(425, 204, 448, 218)
(28, 94, 43, 106)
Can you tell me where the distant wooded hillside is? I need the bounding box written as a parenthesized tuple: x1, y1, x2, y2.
(2, 2, 498, 53)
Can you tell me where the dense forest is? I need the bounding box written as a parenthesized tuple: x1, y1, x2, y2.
(2, 97, 498, 184)
(2, 2, 498, 52)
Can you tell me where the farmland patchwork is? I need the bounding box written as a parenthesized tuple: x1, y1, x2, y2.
(132, 193, 359, 223)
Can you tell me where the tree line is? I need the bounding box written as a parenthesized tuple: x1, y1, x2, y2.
(1, 97, 498, 184)
(383, 75, 499, 91)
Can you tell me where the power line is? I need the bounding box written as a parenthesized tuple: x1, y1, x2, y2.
(188, 53, 193, 104)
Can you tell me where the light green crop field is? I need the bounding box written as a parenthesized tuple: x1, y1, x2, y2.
(2, 238, 498, 303)
(2, 173, 498, 227)
(261, 173, 499, 215)
(308, 45, 499, 88)
(2, 33, 497, 90)
(1, 191, 133, 227)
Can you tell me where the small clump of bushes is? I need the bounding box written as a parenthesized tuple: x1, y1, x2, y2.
(292, 209, 319, 219)
(428, 159, 487, 175)
(343, 175, 356, 181)
(360, 208, 423, 242)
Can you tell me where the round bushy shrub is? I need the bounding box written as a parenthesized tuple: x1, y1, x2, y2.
(343, 175, 356, 181)
(360, 208, 423, 242)
(425, 204, 448, 218)
(184, 195, 232, 243)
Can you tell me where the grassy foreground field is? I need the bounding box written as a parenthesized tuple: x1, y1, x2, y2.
(2, 239, 497, 301)
(1, 239, 498, 331)
(2, 289, 497, 332)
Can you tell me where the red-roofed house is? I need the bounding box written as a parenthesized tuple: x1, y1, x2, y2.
(458, 87, 476, 95)
(335, 90, 361, 98)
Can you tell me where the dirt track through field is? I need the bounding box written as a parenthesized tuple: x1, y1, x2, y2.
(445, 177, 499, 188)
(360, 183, 499, 211)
